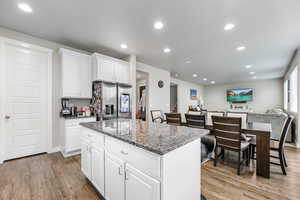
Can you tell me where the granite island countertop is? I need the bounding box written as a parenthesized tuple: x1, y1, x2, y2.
(80, 119, 210, 155)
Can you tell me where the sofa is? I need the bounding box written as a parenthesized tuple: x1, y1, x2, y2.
(248, 109, 292, 142)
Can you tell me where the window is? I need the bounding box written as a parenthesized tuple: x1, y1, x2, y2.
(284, 66, 298, 112)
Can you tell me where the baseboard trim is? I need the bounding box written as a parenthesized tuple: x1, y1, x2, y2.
(48, 147, 61, 154)
(61, 150, 81, 158)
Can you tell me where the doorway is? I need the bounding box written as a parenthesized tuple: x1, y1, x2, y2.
(170, 83, 178, 113)
(136, 71, 149, 121)
(1, 39, 52, 161)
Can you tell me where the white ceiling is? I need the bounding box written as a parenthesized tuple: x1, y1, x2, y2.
(0, 0, 299, 85)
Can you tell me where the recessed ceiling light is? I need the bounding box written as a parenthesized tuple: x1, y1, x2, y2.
(250, 71, 255, 75)
(21, 43, 30, 48)
(203, 78, 207, 81)
(253, 76, 257, 79)
(186, 60, 191, 64)
(245, 65, 252, 69)
(224, 23, 235, 31)
(163, 48, 171, 53)
(154, 21, 164, 30)
(18, 3, 33, 13)
(193, 74, 198, 78)
(211, 81, 215, 84)
(236, 46, 246, 51)
(120, 43, 128, 49)
(21, 49, 30, 54)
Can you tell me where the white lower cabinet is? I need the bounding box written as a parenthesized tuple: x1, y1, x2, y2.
(125, 164, 160, 200)
(81, 127, 201, 200)
(91, 146, 105, 195)
(81, 139, 92, 179)
(105, 152, 125, 200)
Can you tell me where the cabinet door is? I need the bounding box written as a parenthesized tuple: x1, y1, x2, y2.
(91, 146, 105, 195)
(65, 126, 81, 152)
(79, 55, 92, 98)
(125, 164, 160, 200)
(115, 61, 130, 84)
(81, 139, 91, 179)
(105, 152, 125, 200)
(62, 53, 81, 97)
(99, 58, 116, 82)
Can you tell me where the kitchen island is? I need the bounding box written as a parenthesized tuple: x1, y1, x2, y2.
(80, 119, 209, 200)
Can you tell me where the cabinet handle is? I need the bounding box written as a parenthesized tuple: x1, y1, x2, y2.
(118, 166, 123, 176)
(125, 170, 129, 181)
(120, 150, 128, 155)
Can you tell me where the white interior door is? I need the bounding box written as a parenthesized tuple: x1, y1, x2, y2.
(3, 43, 49, 160)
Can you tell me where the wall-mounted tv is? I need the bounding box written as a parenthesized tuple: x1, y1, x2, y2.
(227, 88, 253, 103)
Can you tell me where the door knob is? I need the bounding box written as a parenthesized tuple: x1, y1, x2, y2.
(5, 115, 10, 119)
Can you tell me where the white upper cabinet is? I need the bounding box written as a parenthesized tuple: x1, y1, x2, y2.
(92, 53, 130, 85)
(60, 48, 92, 98)
(115, 61, 130, 84)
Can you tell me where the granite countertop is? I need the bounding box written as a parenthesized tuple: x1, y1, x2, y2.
(80, 119, 210, 155)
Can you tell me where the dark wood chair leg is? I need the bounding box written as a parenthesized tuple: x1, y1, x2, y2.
(251, 145, 255, 159)
(214, 146, 217, 167)
(246, 148, 249, 167)
(221, 149, 225, 160)
(237, 152, 241, 175)
(282, 150, 288, 167)
(279, 150, 287, 175)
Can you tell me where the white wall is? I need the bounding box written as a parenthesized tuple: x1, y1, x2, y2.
(137, 62, 170, 120)
(203, 78, 284, 113)
(171, 78, 204, 120)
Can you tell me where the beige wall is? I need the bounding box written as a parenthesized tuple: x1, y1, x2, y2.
(137, 62, 171, 120)
(204, 78, 284, 113)
(171, 78, 204, 121)
(284, 49, 300, 147)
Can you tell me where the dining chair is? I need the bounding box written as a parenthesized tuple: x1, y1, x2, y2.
(212, 116, 250, 175)
(250, 115, 294, 175)
(206, 111, 225, 126)
(165, 113, 182, 126)
(227, 112, 252, 142)
(226, 112, 248, 129)
(150, 110, 165, 123)
(185, 114, 206, 128)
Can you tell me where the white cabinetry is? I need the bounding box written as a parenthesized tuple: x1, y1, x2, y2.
(81, 138, 92, 179)
(91, 146, 105, 194)
(60, 48, 92, 98)
(105, 152, 125, 200)
(125, 164, 160, 200)
(92, 53, 130, 84)
(61, 117, 95, 157)
(80, 127, 201, 200)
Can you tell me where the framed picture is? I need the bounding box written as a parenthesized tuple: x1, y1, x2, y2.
(190, 89, 197, 100)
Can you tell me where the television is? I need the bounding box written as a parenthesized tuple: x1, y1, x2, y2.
(227, 88, 253, 103)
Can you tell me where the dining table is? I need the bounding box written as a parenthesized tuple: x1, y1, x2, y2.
(205, 122, 272, 178)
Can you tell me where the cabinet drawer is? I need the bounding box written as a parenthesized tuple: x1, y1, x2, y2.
(105, 136, 161, 179)
(81, 127, 104, 148)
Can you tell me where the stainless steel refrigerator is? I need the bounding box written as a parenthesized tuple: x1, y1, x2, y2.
(92, 81, 132, 121)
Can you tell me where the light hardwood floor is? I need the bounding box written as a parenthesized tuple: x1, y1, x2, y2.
(202, 147, 300, 200)
(0, 147, 299, 200)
